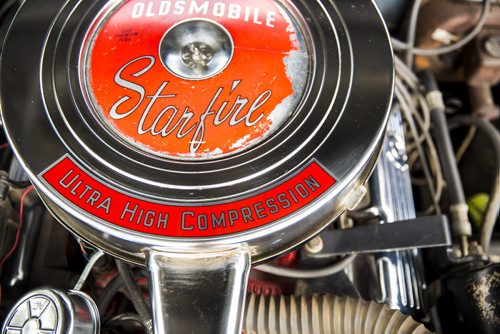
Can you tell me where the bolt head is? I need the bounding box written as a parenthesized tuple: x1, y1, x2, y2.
(305, 236, 324, 254)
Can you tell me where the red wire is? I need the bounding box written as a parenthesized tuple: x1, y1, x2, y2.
(0, 186, 34, 268)
(0, 143, 9, 150)
(0, 185, 34, 307)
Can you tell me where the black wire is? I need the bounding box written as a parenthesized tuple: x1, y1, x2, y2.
(5, 179, 31, 189)
(115, 260, 152, 332)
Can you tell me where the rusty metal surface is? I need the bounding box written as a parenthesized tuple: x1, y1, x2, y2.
(414, 0, 500, 79)
(464, 30, 500, 85)
(468, 83, 500, 120)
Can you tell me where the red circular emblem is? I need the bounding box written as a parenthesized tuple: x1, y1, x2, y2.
(85, 0, 309, 159)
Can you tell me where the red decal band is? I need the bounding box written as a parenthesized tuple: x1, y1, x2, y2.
(40, 157, 336, 237)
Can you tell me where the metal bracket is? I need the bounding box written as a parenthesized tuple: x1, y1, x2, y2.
(310, 215, 451, 257)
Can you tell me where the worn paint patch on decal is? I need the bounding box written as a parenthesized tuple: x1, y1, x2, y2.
(40, 156, 336, 237)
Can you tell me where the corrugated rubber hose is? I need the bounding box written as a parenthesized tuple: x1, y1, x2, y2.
(243, 294, 431, 334)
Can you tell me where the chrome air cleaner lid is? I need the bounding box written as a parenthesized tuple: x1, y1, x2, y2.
(1, 0, 393, 264)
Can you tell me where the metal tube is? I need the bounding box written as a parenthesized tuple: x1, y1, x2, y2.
(73, 250, 105, 291)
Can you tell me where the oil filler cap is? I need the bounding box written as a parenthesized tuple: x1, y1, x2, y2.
(2, 289, 100, 334)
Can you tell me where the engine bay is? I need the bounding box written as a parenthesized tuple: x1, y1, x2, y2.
(0, 0, 498, 333)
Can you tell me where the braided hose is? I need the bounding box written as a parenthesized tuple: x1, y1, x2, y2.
(243, 294, 430, 334)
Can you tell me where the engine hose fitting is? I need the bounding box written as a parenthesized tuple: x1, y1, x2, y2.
(450, 203, 473, 238)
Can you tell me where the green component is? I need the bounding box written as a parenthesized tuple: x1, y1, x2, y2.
(467, 193, 490, 229)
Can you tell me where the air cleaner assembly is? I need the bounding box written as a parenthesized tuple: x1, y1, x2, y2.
(0, 0, 394, 332)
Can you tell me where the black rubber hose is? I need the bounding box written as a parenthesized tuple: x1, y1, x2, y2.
(419, 71, 474, 247)
(449, 115, 500, 254)
(103, 313, 144, 333)
(115, 260, 152, 333)
(97, 274, 124, 315)
(419, 71, 466, 206)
